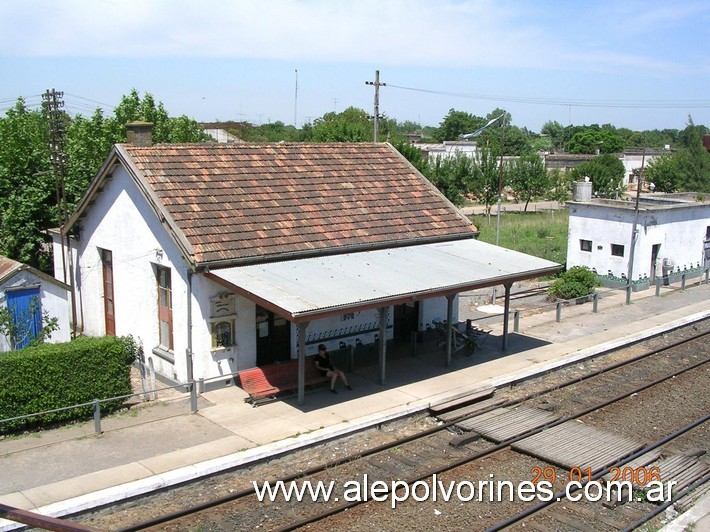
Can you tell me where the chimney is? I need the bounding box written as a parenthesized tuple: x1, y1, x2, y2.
(126, 121, 153, 147)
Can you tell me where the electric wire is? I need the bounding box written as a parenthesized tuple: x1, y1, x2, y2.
(387, 83, 710, 109)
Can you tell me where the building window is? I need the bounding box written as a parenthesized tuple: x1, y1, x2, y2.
(156, 266, 173, 350)
(611, 244, 625, 257)
(580, 239, 592, 252)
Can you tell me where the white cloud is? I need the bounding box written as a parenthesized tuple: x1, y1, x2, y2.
(0, 0, 693, 74)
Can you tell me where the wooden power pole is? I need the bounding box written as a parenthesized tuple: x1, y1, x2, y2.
(365, 70, 386, 142)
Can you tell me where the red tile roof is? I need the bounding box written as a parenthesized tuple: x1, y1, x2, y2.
(0, 255, 23, 282)
(121, 143, 476, 265)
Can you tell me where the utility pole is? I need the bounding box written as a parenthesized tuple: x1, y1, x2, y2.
(626, 146, 647, 305)
(365, 70, 386, 142)
(294, 69, 298, 128)
(495, 114, 507, 247)
(43, 88, 77, 338)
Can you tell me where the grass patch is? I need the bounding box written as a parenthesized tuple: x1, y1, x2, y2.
(471, 209, 568, 266)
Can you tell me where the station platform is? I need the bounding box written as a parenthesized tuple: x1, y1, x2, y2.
(1, 281, 709, 530)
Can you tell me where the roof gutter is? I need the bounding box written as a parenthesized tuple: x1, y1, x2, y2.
(199, 232, 478, 271)
(206, 264, 561, 324)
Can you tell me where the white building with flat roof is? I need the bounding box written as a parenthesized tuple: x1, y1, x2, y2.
(566, 193, 710, 289)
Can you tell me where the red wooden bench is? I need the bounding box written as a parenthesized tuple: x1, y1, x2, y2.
(237, 357, 330, 406)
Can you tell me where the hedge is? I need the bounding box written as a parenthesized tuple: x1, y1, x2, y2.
(0, 336, 138, 434)
(548, 266, 601, 301)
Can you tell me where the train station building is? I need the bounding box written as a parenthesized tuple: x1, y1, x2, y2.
(53, 124, 560, 402)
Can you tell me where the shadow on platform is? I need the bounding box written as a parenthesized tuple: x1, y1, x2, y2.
(276, 332, 550, 413)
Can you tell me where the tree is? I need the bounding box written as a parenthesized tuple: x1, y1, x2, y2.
(676, 116, 710, 192)
(546, 168, 571, 204)
(434, 109, 485, 142)
(470, 146, 505, 216)
(0, 90, 206, 270)
(392, 138, 428, 175)
(641, 117, 710, 193)
(311, 107, 373, 142)
(541, 120, 565, 151)
(566, 128, 625, 154)
(426, 152, 474, 205)
(644, 153, 682, 193)
(64, 108, 114, 206)
(570, 153, 625, 198)
(508, 154, 550, 211)
(0, 99, 54, 269)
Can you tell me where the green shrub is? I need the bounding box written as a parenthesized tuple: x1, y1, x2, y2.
(548, 266, 600, 300)
(0, 336, 138, 434)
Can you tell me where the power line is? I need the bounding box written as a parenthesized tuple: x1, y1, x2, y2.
(387, 83, 710, 109)
(63, 93, 116, 110)
(1, 92, 116, 115)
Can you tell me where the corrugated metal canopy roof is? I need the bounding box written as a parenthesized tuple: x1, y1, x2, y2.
(206, 239, 560, 322)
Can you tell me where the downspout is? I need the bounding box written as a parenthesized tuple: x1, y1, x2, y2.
(186, 269, 194, 384)
(66, 233, 79, 338)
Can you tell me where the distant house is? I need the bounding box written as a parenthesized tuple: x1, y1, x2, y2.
(545, 150, 667, 190)
(414, 141, 481, 161)
(202, 128, 243, 144)
(53, 124, 559, 399)
(0, 255, 71, 351)
(566, 193, 710, 289)
(620, 148, 668, 189)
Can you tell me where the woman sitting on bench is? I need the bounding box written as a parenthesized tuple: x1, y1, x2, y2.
(315, 344, 352, 394)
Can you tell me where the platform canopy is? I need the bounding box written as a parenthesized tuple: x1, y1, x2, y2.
(205, 238, 560, 323)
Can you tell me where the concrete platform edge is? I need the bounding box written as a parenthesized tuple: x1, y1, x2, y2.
(1, 307, 708, 530)
(659, 490, 710, 531)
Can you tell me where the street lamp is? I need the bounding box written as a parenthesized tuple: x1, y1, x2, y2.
(460, 113, 507, 301)
(459, 113, 506, 244)
(459, 113, 505, 140)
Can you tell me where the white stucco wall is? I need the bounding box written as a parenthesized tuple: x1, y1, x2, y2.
(68, 166, 467, 385)
(189, 274, 258, 380)
(567, 201, 710, 281)
(0, 270, 71, 351)
(70, 166, 193, 381)
(621, 153, 660, 186)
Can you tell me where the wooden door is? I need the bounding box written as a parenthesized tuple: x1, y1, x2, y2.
(101, 249, 115, 336)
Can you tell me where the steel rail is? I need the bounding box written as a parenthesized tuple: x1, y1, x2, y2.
(0, 503, 94, 532)
(621, 471, 710, 532)
(270, 353, 710, 532)
(486, 413, 710, 531)
(108, 327, 708, 532)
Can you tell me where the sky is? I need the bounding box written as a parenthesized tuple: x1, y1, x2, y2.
(1, 0, 709, 133)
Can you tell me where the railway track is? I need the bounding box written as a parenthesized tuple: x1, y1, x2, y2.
(63, 325, 708, 532)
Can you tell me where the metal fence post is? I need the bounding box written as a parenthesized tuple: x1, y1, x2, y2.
(190, 380, 198, 414)
(593, 293, 599, 313)
(556, 302, 562, 323)
(681, 274, 686, 291)
(655, 278, 661, 296)
(93, 399, 102, 434)
(513, 310, 520, 332)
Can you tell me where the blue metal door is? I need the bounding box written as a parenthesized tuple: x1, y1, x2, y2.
(6, 287, 42, 349)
